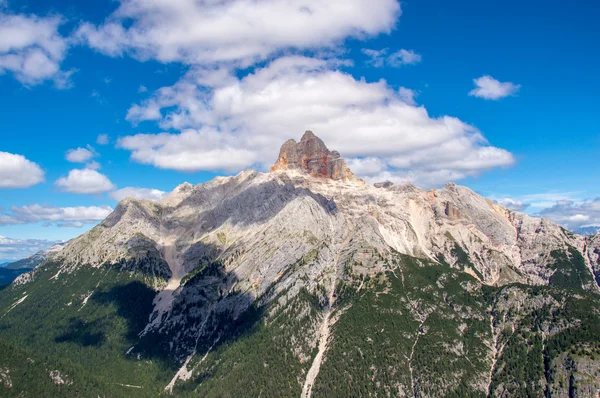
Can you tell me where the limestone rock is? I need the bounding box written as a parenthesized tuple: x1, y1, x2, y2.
(45, 132, 600, 360)
(270, 131, 353, 180)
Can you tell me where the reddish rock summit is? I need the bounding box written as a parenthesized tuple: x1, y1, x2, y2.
(270, 131, 354, 180)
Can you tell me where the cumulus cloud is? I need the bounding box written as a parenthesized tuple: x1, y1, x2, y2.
(55, 168, 115, 194)
(118, 56, 514, 186)
(537, 198, 600, 230)
(85, 160, 101, 170)
(0, 11, 72, 86)
(110, 187, 168, 202)
(0, 236, 62, 262)
(362, 48, 422, 67)
(469, 75, 521, 100)
(520, 192, 580, 210)
(0, 204, 112, 227)
(65, 146, 97, 163)
(0, 151, 44, 188)
(497, 198, 530, 212)
(96, 134, 109, 145)
(76, 0, 401, 66)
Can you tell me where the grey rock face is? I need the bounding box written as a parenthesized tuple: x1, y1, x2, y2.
(48, 135, 599, 360)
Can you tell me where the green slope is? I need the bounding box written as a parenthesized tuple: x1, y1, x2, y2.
(1, 248, 600, 397)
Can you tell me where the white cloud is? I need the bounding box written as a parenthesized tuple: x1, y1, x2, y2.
(85, 160, 101, 170)
(96, 134, 109, 145)
(76, 0, 401, 66)
(497, 198, 529, 212)
(492, 192, 600, 231)
(110, 187, 168, 202)
(55, 168, 115, 194)
(537, 198, 600, 230)
(469, 75, 520, 100)
(57, 221, 85, 228)
(138, 85, 147, 93)
(520, 192, 580, 210)
(0, 236, 62, 262)
(0, 11, 72, 86)
(118, 56, 514, 186)
(0, 151, 44, 188)
(362, 48, 421, 67)
(0, 204, 112, 227)
(397, 87, 417, 105)
(65, 146, 96, 163)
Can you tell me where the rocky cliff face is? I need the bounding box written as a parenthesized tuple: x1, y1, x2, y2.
(50, 133, 600, 335)
(5, 132, 600, 397)
(270, 130, 354, 180)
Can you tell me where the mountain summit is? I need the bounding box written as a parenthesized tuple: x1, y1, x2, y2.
(1, 131, 600, 396)
(270, 131, 354, 180)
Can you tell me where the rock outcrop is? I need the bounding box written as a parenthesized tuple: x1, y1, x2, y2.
(5, 131, 600, 397)
(43, 131, 600, 363)
(270, 131, 354, 180)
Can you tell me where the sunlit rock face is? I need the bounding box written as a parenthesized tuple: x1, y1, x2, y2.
(270, 130, 354, 180)
(47, 131, 599, 361)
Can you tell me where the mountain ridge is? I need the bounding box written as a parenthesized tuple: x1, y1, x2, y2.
(2, 132, 600, 396)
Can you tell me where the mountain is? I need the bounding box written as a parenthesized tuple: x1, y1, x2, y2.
(0, 243, 67, 287)
(1, 131, 600, 397)
(573, 226, 600, 236)
(0, 269, 30, 287)
(4, 243, 67, 271)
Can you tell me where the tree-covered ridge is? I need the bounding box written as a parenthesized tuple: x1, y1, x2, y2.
(1, 247, 599, 397)
(0, 261, 174, 397)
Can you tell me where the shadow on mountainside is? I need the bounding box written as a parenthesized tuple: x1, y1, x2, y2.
(175, 179, 338, 231)
(91, 280, 157, 342)
(51, 240, 267, 375)
(52, 180, 338, 384)
(134, 253, 265, 365)
(55, 318, 106, 347)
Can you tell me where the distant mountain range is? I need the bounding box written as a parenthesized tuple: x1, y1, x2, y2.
(0, 243, 67, 286)
(0, 132, 599, 396)
(573, 226, 600, 236)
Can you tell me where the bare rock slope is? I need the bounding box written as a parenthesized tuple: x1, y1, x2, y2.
(25, 131, 598, 396)
(56, 132, 598, 298)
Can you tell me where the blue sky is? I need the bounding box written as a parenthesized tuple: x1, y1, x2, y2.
(0, 0, 599, 261)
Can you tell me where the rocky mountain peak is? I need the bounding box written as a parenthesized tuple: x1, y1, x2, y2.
(270, 131, 354, 180)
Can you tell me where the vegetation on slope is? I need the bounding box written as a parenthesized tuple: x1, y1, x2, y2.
(1, 247, 600, 397)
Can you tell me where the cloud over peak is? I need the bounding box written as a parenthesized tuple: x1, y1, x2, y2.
(118, 56, 514, 187)
(110, 187, 168, 202)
